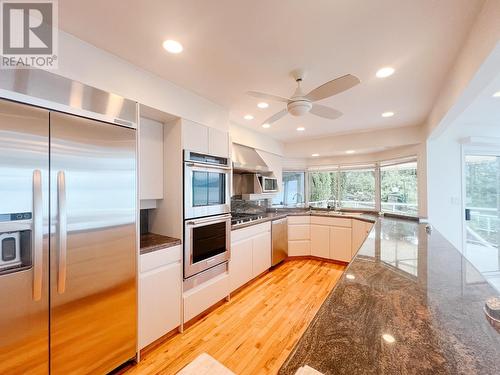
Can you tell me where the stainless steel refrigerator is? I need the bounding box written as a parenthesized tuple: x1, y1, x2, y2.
(0, 98, 137, 374)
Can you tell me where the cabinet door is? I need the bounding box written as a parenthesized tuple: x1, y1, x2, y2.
(288, 224, 310, 241)
(182, 119, 209, 154)
(330, 226, 352, 262)
(139, 261, 181, 349)
(310, 225, 330, 258)
(208, 128, 229, 157)
(288, 240, 311, 256)
(351, 220, 366, 255)
(252, 232, 271, 277)
(229, 238, 253, 292)
(140, 117, 164, 200)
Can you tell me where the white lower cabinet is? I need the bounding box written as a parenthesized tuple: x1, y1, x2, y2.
(139, 246, 182, 350)
(288, 240, 310, 256)
(229, 222, 271, 293)
(229, 238, 253, 291)
(310, 225, 330, 259)
(330, 226, 352, 262)
(352, 220, 373, 256)
(252, 232, 272, 278)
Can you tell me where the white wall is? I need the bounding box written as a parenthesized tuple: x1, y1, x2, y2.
(56, 31, 229, 131)
(425, 0, 500, 137)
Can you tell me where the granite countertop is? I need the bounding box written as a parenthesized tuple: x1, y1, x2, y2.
(231, 209, 376, 230)
(279, 218, 500, 374)
(140, 233, 181, 255)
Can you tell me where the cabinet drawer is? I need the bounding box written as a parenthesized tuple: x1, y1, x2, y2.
(288, 224, 310, 240)
(231, 221, 271, 243)
(287, 216, 310, 225)
(183, 272, 229, 322)
(288, 240, 310, 256)
(310, 216, 352, 228)
(140, 245, 182, 273)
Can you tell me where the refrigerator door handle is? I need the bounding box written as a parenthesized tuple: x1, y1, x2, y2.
(32, 170, 43, 301)
(57, 171, 67, 294)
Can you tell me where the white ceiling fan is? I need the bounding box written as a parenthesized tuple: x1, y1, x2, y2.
(247, 70, 360, 125)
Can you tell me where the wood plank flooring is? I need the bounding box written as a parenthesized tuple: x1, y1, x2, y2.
(124, 259, 345, 375)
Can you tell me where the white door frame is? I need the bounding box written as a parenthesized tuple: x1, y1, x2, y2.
(461, 143, 500, 255)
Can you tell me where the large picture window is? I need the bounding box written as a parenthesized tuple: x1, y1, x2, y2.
(308, 171, 338, 208)
(279, 171, 306, 206)
(380, 160, 418, 216)
(339, 167, 375, 209)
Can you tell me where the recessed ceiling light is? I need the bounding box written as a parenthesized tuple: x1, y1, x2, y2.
(382, 111, 394, 118)
(493, 91, 500, 98)
(346, 274, 355, 280)
(376, 67, 395, 78)
(382, 334, 396, 343)
(162, 39, 183, 54)
(244, 114, 254, 120)
(257, 102, 269, 109)
(297, 127, 305, 131)
(311, 153, 320, 157)
(262, 123, 270, 128)
(346, 150, 355, 154)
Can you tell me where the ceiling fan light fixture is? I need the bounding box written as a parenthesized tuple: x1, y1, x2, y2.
(287, 100, 312, 116)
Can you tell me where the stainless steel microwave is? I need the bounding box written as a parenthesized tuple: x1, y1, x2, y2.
(183, 150, 231, 219)
(258, 175, 279, 193)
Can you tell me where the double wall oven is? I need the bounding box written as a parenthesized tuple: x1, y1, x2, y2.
(184, 151, 231, 280)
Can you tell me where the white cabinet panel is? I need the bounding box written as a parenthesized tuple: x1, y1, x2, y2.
(183, 272, 229, 322)
(139, 260, 181, 349)
(310, 225, 330, 259)
(252, 232, 271, 277)
(229, 238, 253, 292)
(288, 224, 310, 241)
(140, 117, 164, 200)
(208, 127, 229, 157)
(288, 240, 310, 256)
(330, 226, 352, 262)
(287, 216, 310, 225)
(182, 119, 209, 154)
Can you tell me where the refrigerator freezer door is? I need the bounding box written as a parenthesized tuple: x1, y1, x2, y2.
(0, 99, 49, 374)
(49, 112, 137, 374)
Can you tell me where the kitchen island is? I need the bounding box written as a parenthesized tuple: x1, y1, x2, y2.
(279, 218, 500, 374)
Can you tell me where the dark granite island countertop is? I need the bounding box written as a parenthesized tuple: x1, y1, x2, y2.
(140, 233, 181, 255)
(279, 218, 500, 375)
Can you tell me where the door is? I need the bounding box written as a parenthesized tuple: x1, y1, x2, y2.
(49, 112, 137, 374)
(310, 225, 330, 258)
(253, 232, 272, 277)
(464, 153, 500, 292)
(0, 99, 49, 374)
(330, 226, 352, 262)
(229, 238, 253, 292)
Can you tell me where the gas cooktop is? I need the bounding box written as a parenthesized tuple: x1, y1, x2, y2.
(231, 213, 265, 226)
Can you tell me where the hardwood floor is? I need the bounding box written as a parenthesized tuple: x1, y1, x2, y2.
(125, 259, 345, 375)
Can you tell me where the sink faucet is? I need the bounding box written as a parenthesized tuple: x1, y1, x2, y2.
(292, 193, 303, 206)
(327, 196, 339, 211)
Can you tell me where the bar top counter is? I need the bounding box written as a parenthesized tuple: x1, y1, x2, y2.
(279, 218, 500, 375)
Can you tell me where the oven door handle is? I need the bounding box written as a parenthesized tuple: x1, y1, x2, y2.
(185, 162, 231, 171)
(186, 214, 232, 226)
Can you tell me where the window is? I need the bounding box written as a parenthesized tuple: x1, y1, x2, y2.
(380, 160, 418, 216)
(308, 171, 338, 208)
(280, 171, 306, 206)
(339, 166, 375, 209)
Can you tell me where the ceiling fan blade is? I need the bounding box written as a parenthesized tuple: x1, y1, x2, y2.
(263, 109, 288, 124)
(310, 104, 343, 119)
(305, 74, 360, 102)
(247, 91, 290, 103)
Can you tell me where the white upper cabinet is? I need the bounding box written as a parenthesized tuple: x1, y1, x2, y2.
(139, 117, 164, 200)
(181, 119, 229, 157)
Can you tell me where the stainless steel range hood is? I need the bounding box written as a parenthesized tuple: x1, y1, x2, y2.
(232, 143, 270, 172)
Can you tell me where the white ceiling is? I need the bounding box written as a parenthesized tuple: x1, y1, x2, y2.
(59, 0, 483, 142)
